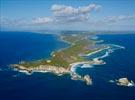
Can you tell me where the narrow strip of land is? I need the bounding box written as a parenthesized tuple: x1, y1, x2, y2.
(11, 33, 105, 85)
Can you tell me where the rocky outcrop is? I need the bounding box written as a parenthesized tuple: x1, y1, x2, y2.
(11, 64, 70, 75)
(83, 75, 92, 85)
(116, 78, 134, 87)
(71, 74, 92, 85)
(109, 77, 134, 87)
(11, 64, 93, 86)
(71, 74, 82, 80)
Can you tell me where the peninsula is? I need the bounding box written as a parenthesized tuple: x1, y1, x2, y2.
(11, 33, 105, 85)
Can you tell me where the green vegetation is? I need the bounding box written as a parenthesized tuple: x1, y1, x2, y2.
(19, 33, 97, 68)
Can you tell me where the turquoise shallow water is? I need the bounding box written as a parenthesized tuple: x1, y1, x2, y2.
(0, 31, 135, 100)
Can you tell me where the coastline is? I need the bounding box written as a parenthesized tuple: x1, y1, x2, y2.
(11, 46, 107, 85)
(85, 46, 110, 56)
(10, 33, 127, 86)
(11, 46, 106, 74)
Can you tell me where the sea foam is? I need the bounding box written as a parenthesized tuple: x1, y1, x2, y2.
(70, 44, 125, 74)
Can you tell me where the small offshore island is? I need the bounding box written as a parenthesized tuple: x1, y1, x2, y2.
(10, 32, 134, 86)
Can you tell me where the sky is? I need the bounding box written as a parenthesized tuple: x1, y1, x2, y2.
(0, 0, 135, 31)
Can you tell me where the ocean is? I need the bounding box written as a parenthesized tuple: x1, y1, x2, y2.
(0, 31, 135, 100)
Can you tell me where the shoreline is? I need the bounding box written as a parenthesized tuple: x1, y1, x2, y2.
(11, 47, 107, 86)
(11, 46, 107, 74)
(85, 46, 110, 56)
(10, 33, 126, 86)
(10, 44, 126, 86)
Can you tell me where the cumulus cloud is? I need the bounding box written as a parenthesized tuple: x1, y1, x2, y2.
(51, 4, 101, 16)
(31, 4, 101, 24)
(1, 3, 134, 29)
(0, 4, 101, 26)
(51, 4, 101, 23)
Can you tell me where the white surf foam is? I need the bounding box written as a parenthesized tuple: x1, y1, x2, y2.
(70, 44, 125, 74)
(86, 47, 110, 56)
(92, 44, 125, 60)
(17, 70, 32, 75)
(80, 64, 93, 68)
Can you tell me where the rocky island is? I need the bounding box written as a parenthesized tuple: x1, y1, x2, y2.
(109, 78, 134, 87)
(10, 33, 107, 85)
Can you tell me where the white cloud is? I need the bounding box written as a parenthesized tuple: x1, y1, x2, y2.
(32, 17, 53, 24)
(104, 15, 135, 23)
(88, 15, 135, 26)
(1, 3, 134, 31)
(0, 4, 101, 26)
(51, 4, 101, 23)
(51, 4, 101, 16)
(0, 17, 28, 26)
(27, 4, 101, 25)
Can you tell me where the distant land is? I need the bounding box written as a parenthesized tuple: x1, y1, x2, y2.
(1, 30, 135, 34)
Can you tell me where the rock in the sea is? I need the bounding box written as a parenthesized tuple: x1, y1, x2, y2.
(83, 75, 92, 85)
(71, 74, 82, 80)
(117, 78, 134, 87)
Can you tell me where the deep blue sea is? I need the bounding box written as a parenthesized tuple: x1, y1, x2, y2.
(0, 31, 135, 100)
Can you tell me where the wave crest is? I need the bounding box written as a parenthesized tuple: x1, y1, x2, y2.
(70, 44, 125, 74)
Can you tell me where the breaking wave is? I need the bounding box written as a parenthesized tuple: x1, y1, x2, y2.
(87, 44, 125, 60)
(70, 43, 125, 74)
